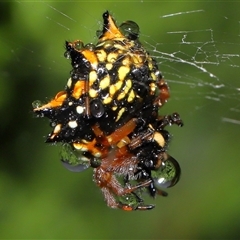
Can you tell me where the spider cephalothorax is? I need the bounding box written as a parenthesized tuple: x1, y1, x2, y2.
(33, 11, 183, 211)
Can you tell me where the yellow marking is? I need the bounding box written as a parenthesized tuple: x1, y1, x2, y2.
(118, 66, 130, 81)
(94, 152, 101, 158)
(148, 62, 153, 70)
(89, 71, 97, 86)
(96, 41, 104, 48)
(116, 107, 125, 122)
(113, 43, 126, 51)
(49, 123, 62, 139)
(149, 82, 156, 93)
(126, 79, 132, 87)
(153, 131, 165, 147)
(73, 140, 102, 157)
(127, 89, 135, 102)
(103, 40, 114, 49)
(89, 88, 98, 98)
(81, 139, 90, 144)
(112, 106, 117, 111)
(125, 79, 132, 90)
(107, 137, 113, 144)
(151, 72, 157, 81)
(117, 136, 130, 148)
(122, 56, 130, 66)
(99, 76, 110, 90)
(107, 52, 118, 63)
(132, 55, 141, 64)
(124, 85, 130, 95)
(117, 91, 126, 100)
(109, 85, 116, 96)
(53, 124, 61, 134)
(67, 78, 72, 88)
(96, 49, 107, 62)
(115, 81, 123, 91)
(103, 96, 112, 104)
(73, 143, 88, 152)
(106, 63, 113, 70)
(148, 124, 154, 129)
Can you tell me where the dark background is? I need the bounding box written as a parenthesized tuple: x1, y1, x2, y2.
(1, 1, 240, 239)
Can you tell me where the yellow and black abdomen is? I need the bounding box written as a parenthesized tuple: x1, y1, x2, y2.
(33, 13, 163, 146)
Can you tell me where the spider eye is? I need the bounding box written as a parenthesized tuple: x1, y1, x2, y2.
(90, 99, 105, 118)
(152, 155, 181, 188)
(119, 21, 139, 40)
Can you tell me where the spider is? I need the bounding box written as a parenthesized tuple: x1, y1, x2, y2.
(33, 11, 183, 211)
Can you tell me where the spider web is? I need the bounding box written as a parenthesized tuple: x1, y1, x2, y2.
(144, 11, 240, 125)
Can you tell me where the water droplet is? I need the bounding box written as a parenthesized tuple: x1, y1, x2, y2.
(90, 99, 105, 118)
(96, 30, 102, 38)
(75, 40, 84, 50)
(90, 157, 101, 168)
(64, 51, 70, 59)
(152, 154, 181, 188)
(119, 21, 139, 40)
(85, 43, 95, 51)
(60, 144, 90, 172)
(61, 159, 89, 172)
(118, 193, 140, 210)
(32, 100, 43, 109)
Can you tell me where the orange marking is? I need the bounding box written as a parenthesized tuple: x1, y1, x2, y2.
(72, 80, 86, 99)
(33, 91, 67, 111)
(92, 124, 109, 147)
(122, 206, 133, 211)
(114, 145, 129, 158)
(154, 79, 170, 106)
(91, 120, 137, 158)
(107, 118, 137, 145)
(81, 49, 98, 67)
(73, 139, 101, 157)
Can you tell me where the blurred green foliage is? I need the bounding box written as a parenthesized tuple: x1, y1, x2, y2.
(1, 1, 240, 239)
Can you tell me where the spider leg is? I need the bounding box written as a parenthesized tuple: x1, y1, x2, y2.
(94, 168, 154, 211)
(118, 201, 155, 211)
(101, 185, 155, 211)
(157, 112, 183, 129)
(154, 78, 170, 106)
(124, 189, 155, 211)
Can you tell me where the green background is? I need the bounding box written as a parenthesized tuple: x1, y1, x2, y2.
(1, 1, 240, 239)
